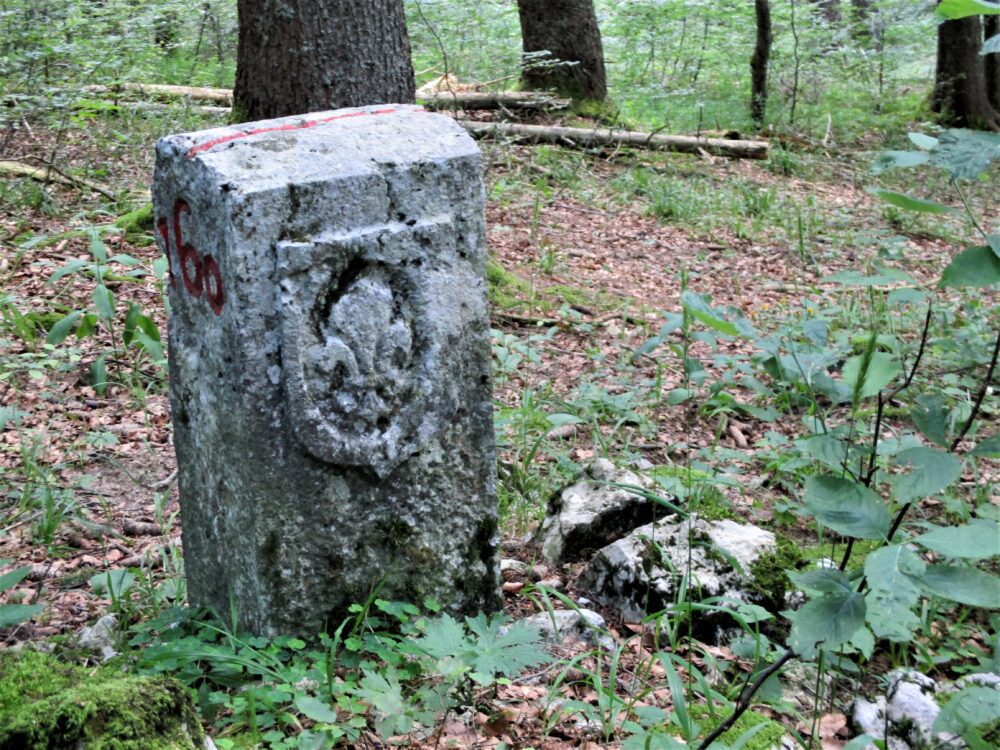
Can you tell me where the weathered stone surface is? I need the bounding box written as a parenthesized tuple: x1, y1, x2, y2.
(77, 613, 119, 661)
(579, 516, 776, 622)
(520, 609, 616, 651)
(153, 105, 499, 635)
(537, 459, 660, 565)
(850, 670, 978, 750)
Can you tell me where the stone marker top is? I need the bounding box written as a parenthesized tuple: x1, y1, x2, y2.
(157, 104, 478, 193)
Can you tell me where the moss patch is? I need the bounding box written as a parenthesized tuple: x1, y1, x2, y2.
(689, 703, 787, 749)
(0, 649, 204, 750)
(113, 203, 154, 240)
(748, 535, 804, 611)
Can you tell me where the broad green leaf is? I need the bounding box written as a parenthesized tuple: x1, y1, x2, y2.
(930, 129, 1000, 179)
(889, 446, 964, 503)
(0, 604, 44, 628)
(294, 696, 338, 724)
(76, 313, 98, 339)
(989, 235, 1000, 259)
(547, 413, 583, 427)
(106, 253, 143, 266)
(465, 613, 549, 680)
(92, 285, 115, 321)
(871, 151, 929, 175)
(0, 565, 33, 593)
(938, 0, 1000, 21)
(804, 475, 890, 539)
(920, 564, 1000, 608)
(90, 569, 136, 599)
(412, 614, 467, 661)
(941, 246, 1000, 288)
(915, 520, 1000, 560)
(680, 291, 754, 338)
(842, 352, 900, 401)
(45, 310, 82, 345)
(933, 686, 1000, 735)
(909, 133, 940, 150)
(864, 545, 924, 642)
(970, 432, 1000, 457)
(0, 407, 26, 430)
(866, 187, 953, 214)
(887, 288, 927, 307)
(48, 259, 90, 283)
(911, 395, 951, 447)
(91, 354, 109, 397)
(788, 567, 853, 595)
(89, 230, 108, 263)
(824, 268, 913, 287)
(788, 591, 866, 659)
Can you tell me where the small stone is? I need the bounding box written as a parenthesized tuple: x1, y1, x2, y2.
(500, 559, 529, 576)
(502, 581, 525, 595)
(535, 577, 564, 591)
(529, 563, 550, 581)
(580, 517, 776, 630)
(520, 608, 615, 651)
(536, 459, 662, 565)
(77, 614, 119, 662)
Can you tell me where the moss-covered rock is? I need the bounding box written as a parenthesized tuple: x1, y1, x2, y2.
(113, 203, 155, 241)
(0, 649, 204, 750)
(689, 703, 787, 749)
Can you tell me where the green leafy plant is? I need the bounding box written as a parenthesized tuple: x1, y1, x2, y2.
(0, 559, 43, 629)
(44, 228, 165, 395)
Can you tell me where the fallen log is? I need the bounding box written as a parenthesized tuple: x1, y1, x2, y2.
(420, 91, 570, 111)
(458, 120, 769, 159)
(85, 82, 232, 104)
(0, 160, 114, 199)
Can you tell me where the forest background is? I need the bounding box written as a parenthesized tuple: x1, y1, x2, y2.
(0, 2, 998, 750)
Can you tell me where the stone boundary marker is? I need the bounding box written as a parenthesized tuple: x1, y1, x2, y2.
(153, 104, 500, 635)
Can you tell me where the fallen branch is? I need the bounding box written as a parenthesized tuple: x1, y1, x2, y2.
(85, 82, 232, 104)
(459, 120, 769, 159)
(421, 91, 570, 111)
(0, 160, 114, 199)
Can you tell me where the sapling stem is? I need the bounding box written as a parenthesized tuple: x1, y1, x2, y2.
(950, 324, 1000, 452)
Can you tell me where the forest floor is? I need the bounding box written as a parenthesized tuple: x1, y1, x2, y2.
(1, 109, 997, 749)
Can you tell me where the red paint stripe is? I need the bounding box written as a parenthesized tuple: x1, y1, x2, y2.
(186, 106, 423, 158)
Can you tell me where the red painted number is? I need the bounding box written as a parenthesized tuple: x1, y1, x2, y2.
(157, 199, 225, 315)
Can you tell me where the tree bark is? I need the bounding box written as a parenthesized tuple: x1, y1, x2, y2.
(516, 0, 607, 102)
(986, 16, 1000, 111)
(232, 0, 415, 123)
(751, 0, 772, 128)
(932, 15, 1000, 130)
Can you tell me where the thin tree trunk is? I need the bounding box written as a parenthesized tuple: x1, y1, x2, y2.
(932, 14, 1000, 130)
(516, 0, 607, 102)
(986, 16, 1000, 111)
(232, 0, 415, 122)
(751, 0, 772, 128)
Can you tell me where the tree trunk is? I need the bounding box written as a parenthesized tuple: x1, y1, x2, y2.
(986, 16, 1000, 111)
(516, 0, 607, 103)
(932, 15, 1000, 130)
(750, 0, 772, 128)
(232, 0, 415, 123)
